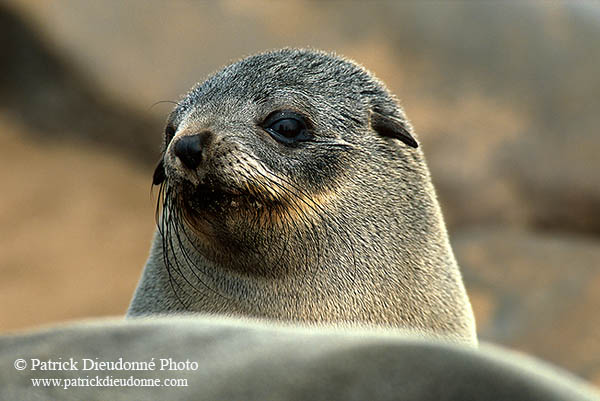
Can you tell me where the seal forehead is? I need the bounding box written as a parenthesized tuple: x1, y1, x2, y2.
(227, 50, 369, 90)
(178, 49, 388, 117)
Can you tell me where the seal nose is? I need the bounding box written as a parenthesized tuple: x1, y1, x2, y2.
(173, 133, 207, 170)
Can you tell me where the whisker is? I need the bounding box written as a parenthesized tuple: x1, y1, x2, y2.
(149, 100, 181, 111)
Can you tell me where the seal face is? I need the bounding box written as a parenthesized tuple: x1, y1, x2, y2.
(130, 48, 476, 344)
(154, 49, 418, 272)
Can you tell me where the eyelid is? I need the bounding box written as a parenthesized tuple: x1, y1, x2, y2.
(261, 110, 311, 128)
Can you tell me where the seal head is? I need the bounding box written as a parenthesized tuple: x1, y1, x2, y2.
(130, 48, 476, 344)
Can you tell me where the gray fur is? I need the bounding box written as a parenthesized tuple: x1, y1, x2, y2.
(128, 48, 476, 344)
(1, 317, 598, 400)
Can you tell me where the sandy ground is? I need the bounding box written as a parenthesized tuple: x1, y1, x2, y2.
(0, 115, 154, 332)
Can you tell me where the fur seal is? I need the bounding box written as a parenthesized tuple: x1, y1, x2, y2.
(127, 48, 476, 344)
(2, 317, 599, 400)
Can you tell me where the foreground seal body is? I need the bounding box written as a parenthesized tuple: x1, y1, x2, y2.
(3, 318, 599, 400)
(128, 48, 476, 343)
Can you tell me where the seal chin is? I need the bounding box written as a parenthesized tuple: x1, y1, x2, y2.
(170, 179, 274, 270)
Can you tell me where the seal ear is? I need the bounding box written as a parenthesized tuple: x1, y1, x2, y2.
(370, 111, 418, 148)
(152, 157, 166, 185)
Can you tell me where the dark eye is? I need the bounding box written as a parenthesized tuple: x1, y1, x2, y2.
(263, 111, 311, 145)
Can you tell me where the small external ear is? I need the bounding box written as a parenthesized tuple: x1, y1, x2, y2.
(152, 157, 166, 185)
(370, 111, 418, 148)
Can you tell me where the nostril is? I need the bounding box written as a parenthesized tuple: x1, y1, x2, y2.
(174, 134, 204, 170)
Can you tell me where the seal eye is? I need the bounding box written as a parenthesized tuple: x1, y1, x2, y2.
(270, 118, 303, 138)
(263, 111, 311, 144)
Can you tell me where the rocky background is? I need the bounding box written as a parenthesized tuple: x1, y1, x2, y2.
(1, 0, 598, 386)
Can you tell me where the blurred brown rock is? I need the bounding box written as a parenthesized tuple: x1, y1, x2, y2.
(455, 228, 600, 383)
(0, 4, 162, 166)
(424, 99, 600, 235)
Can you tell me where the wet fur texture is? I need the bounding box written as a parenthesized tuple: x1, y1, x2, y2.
(128, 48, 476, 344)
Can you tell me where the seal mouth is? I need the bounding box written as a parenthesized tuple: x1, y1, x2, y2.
(188, 182, 246, 210)
(175, 176, 269, 222)
(183, 182, 239, 211)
